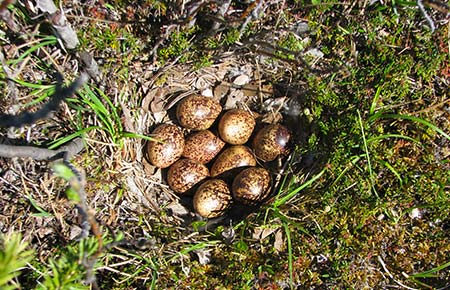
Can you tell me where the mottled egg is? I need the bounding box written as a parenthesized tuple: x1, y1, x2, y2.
(252, 124, 290, 162)
(182, 130, 225, 164)
(147, 124, 184, 168)
(193, 179, 232, 218)
(218, 109, 256, 145)
(232, 167, 271, 205)
(176, 95, 222, 130)
(167, 159, 209, 194)
(210, 145, 257, 177)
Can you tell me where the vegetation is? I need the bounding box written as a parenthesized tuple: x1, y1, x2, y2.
(0, 0, 449, 289)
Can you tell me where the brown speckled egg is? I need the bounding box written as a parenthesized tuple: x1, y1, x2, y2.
(218, 109, 256, 145)
(176, 95, 222, 130)
(252, 124, 290, 162)
(182, 130, 225, 164)
(147, 124, 184, 168)
(193, 179, 232, 218)
(167, 159, 209, 194)
(210, 145, 257, 177)
(232, 167, 271, 205)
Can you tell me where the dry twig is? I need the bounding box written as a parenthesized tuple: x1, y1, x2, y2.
(0, 138, 84, 161)
(417, 0, 436, 32)
(35, 0, 79, 49)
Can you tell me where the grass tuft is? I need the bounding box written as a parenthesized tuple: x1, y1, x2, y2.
(0, 233, 34, 290)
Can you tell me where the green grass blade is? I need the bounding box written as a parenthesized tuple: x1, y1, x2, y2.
(409, 260, 450, 278)
(68, 91, 114, 135)
(331, 155, 362, 188)
(168, 241, 219, 263)
(369, 85, 382, 115)
(95, 87, 123, 131)
(48, 126, 99, 150)
(378, 159, 403, 185)
(282, 222, 294, 290)
(394, 0, 418, 6)
(27, 195, 53, 217)
(357, 110, 378, 197)
(7, 37, 57, 66)
(371, 113, 450, 141)
(9, 78, 55, 90)
(80, 87, 112, 119)
(8, 79, 56, 108)
(367, 134, 421, 144)
(78, 85, 121, 140)
(24, 88, 57, 108)
(273, 168, 326, 208)
(120, 132, 156, 142)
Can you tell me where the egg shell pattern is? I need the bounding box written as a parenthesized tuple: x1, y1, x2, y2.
(210, 145, 257, 177)
(167, 159, 209, 194)
(252, 124, 290, 162)
(147, 124, 185, 168)
(232, 167, 271, 205)
(193, 179, 232, 218)
(218, 109, 256, 145)
(182, 130, 225, 164)
(176, 95, 222, 130)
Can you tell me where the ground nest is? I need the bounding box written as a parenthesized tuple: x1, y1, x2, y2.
(115, 56, 314, 240)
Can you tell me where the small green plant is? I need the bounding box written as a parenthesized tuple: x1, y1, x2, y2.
(36, 237, 101, 290)
(33, 163, 105, 289)
(80, 26, 142, 64)
(272, 168, 326, 209)
(276, 32, 309, 59)
(370, 113, 450, 142)
(157, 27, 198, 63)
(52, 162, 83, 203)
(6, 36, 58, 68)
(9, 79, 56, 108)
(0, 233, 34, 290)
(49, 84, 154, 149)
(259, 167, 327, 289)
(1, 35, 59, 110)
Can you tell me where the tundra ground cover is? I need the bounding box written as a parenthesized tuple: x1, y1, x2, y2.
(0, 1, 449, 289)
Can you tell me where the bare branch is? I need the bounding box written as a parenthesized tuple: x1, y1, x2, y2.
(54, 160, 102, 289)
(36, 0, 79, 49)
(0, 50, 19, 103)
(0, 138, 84, 161)
(50, 11, 80, 50)
(0, 0, 19, 32)
(417, 0, 436, 32)
(79, 51, 102, 82)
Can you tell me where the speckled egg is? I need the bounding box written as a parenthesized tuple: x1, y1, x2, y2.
(193, 179, 232, 218)
(210, 145, 257, 177)
(218, 109, 256, 145)
(167, 159, 209, 194)
(252, 124, 290, 162)
(176, 95, 222, 130)
(147, 124, 184, 168)
(232, 167, 271, 205)
(182, 130, 225, 164)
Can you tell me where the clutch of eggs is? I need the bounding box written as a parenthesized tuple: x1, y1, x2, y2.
(146, 94, 291, 218)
